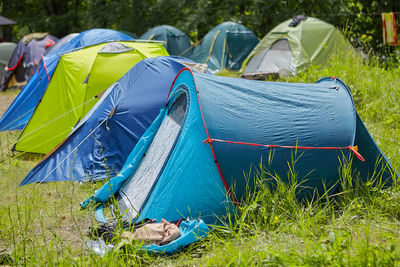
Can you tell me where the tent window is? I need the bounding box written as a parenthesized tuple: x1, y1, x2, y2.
(117, 91, 188, 221)
(98, 42, 134, 54)
(243, 38, 296, 78)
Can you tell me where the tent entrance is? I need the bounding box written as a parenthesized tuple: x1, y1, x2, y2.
(243, 38, 296, 79)
(117, 91, 188, 221)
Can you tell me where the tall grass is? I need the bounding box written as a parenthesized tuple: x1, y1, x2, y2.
(0, 51, 399, 265)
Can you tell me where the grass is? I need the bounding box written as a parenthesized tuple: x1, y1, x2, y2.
(0, 51, 400, 265)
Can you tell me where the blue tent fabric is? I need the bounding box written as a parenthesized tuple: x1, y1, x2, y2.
(46, 28, 133, 56)
(141, 219, 209, 254)
(83, 69, 394, 225)
(20, 57, 189, 186)
(315, 77, 395, 185)
(44, 33, 79, 56)
(351, 113, 396, 184)
(0, 29, 133, 131)
(0, 56, 59, 130)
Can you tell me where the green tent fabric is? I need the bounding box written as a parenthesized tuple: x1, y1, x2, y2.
(14, 41, 169, 154)
(189, 21, 259, 73)
(0, 42, 17, 79)
(241, 17, 352, 79)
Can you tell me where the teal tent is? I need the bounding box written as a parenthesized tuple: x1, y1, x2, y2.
(141, 25, 191, 56)
(82, 65, 395, 225)
(189, 21, 259, 73)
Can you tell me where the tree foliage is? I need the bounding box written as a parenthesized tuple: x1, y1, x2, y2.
(0, 0, 399, 55)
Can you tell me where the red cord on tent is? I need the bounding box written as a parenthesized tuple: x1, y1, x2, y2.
(171, 67, 238, 206)
(5, 53, 24, 71)
(41, 55, 50, 81)
(203, 138, 365, 162)
(196, 90, 238, 206)
(45, 39, 55, 48)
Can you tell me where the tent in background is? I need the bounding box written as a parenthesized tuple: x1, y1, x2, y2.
(0, 33, 58, 91)
(241, 16, 352, 79)
(120, 30, 138, 39)
(13, 41, 168, 155)
(44, 33, 79, 56)
(140, 25, 191, 56)
(81, 69, 394, 225)
(0, 42, 17, 79)
(0, 28, 133, 131)
(20, 57, 200, 185)
(189, 21, 259, 73)
(0, 15, 16, 26)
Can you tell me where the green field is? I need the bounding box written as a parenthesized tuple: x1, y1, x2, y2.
(0, 51, 400, 265)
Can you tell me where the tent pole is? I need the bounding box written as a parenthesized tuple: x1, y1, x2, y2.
(204, 30, 220, 64)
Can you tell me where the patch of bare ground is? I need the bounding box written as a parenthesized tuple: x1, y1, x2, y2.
(0, 90, 19, 116)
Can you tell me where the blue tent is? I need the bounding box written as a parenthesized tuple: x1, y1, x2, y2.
(44, 33, 79, 56)
(81, 68, 394, 224)
(20, 57, 192, 185)
(140, 25, 192, 56)
(0, 29, 133, 131)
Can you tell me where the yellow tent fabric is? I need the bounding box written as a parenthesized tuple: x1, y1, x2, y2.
(14, 41, 168, 154)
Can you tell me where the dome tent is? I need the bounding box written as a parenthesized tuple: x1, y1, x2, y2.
(241, 16, 351, 79)
(189, 21, 259, 73)
(44, 33, 79, 56)
(82, 68, 394, 225)
(0, 33, 58, 91)
(13, 41, 168, 155)
(0, 42, 17, 79)
(140, 25, 191, 56)
(20, 57, 203, 185)
(0, 28, 133, 131)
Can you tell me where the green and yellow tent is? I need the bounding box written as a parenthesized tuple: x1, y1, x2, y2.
(13, 41, 168, 154)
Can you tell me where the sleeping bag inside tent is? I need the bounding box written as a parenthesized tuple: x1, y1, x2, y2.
(241, 16, 351, 79)
(140, 25, 192, 56)
(20, 57, 203, 185)
(13, 41, 168, 154)
(82, 69, 395, 224)
(1, 33, 58, 91)
(189, 21, 259, 73)
(0, 28, 133, 131)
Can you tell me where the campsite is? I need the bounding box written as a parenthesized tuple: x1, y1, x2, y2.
(0, 0, 400, 265)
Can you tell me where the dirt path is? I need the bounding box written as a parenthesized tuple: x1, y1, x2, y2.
(0, 90, 19, 117)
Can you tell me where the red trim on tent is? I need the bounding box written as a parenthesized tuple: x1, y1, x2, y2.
(168, 67, 237, 205)
(167, 68, 186, 100)
(6, 53, 24, 71)
(203, 138, 365, 161)
(41, 55, 50, 81)
(45, 38, 55, 48)
(168, 69, 365, 207)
